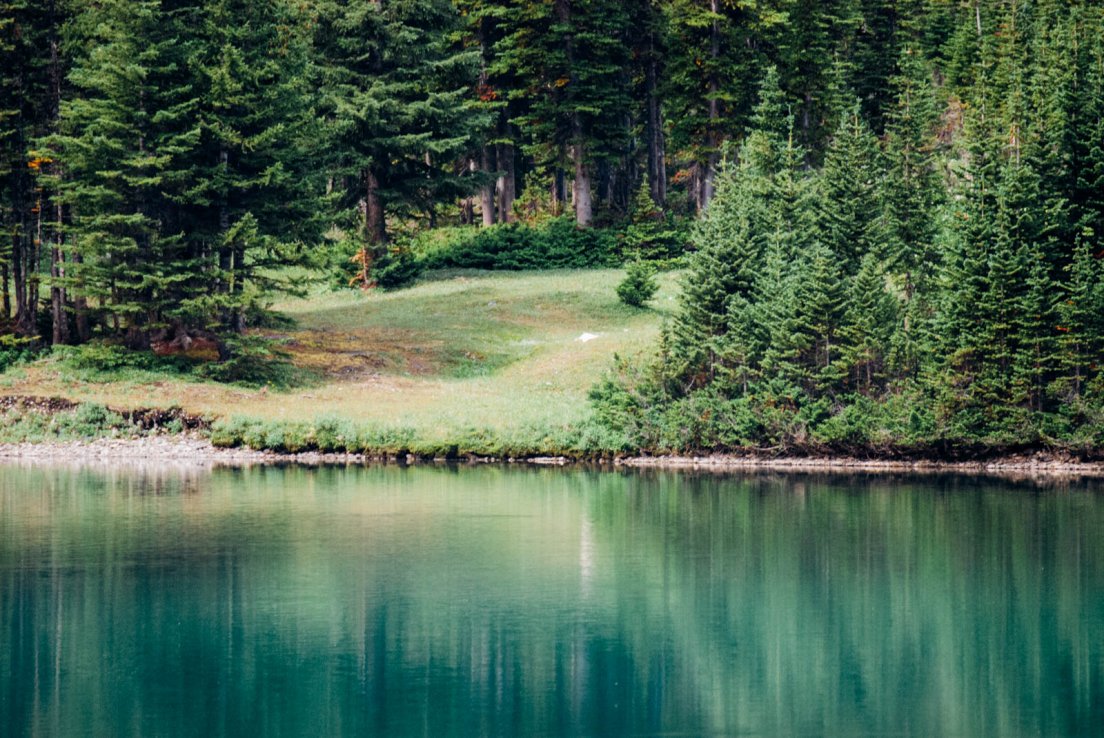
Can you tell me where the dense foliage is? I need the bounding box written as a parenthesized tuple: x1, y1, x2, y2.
(592, 2, 1104, 452)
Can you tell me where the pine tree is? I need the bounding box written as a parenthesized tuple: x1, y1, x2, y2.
(881, 46, 943, 377)
(622, 180, 680, 262)
(778, 241, 848, 395)
(318, 0, 489, 252)
(495, 0, 632, 225)
(48, 0, 198, 348)
(0, 0, 66, 336)
(663, 0, 783, 211)
(842, 252, 897, 393)
(816, 103, 885, 273)
(1056, 239, 1104, 404)
(181, 0, 322, 332)
(670, 161, 764, 386)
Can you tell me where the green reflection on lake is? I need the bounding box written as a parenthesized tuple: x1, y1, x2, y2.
(1, 464, 1102, 736)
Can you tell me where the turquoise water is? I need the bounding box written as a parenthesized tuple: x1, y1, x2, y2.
(1, 464, 1102, 736)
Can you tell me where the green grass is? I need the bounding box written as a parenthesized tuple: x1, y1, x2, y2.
(2, 269, 677, 448)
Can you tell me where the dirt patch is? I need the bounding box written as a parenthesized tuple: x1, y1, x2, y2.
(285, 328, 451, 379)
(0, 395, 209, 432)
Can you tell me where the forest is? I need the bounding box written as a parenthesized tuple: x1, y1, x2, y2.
(2, 0, 1104, 453)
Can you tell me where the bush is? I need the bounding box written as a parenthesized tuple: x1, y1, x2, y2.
(53, 342, 194, 375)
(0, 335, 40, 373)
(374, 246, 423, 289)
(616, 259, 659, 307)
(417, 218, 619, 271)
(195, 335, 300, 388)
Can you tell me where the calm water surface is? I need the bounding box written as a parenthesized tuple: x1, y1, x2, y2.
(1, 464, 1102, 736)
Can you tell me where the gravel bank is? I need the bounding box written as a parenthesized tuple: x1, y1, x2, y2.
(618, 453, 1104, 478)
(2, 435, 1104, 479)
(0, 435, 370, 467)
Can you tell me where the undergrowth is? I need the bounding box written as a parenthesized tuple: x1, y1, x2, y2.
(0, 402, 144, 443)
(208, 414, 632, 458)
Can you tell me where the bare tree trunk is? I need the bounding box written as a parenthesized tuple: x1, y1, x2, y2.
(461, 161, 475, 226)
(480, 146, 496, 226)
(365, 169, 387, 245)
(218, 147, 232, 300)
(572, 139, 593, 227)
(50, 196, 68, 345)
(644, 38, 666, 206)
(72, 252, 90, 343)
(701, 0, 721, 212)
(1, 263, 9, 321)
(552, 169, 566, 217)
(496, 134, 516, 223)
(12, 187, 34, 336)
(49, 21, 68, 345)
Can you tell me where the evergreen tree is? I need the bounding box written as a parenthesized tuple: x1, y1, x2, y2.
(1057, 240, 1104, 403)
(495, 0, 632, 225)
(778, 241, 848, 394)
(842, 252, 897, 393)
(0, 0, 66, 335)
(816, 103, 885, 273)
(181, 0, 322, 332)
(663, 0, 783, 211)
(318, 0, 488, 254)
(48, 0, 198, 348)
(622, 180, 681, 262)
(670, 161, 763, 386)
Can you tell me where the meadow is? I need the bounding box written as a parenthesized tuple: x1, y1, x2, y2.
(0, 269, 677, 451)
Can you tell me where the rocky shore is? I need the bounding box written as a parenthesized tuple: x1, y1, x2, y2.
(618, 453, 1104, 478)
(0, 435, 368, 467)
(2, 434, 1104, 479)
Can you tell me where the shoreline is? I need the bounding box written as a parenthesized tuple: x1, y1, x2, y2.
(3, 435, 1104, 479)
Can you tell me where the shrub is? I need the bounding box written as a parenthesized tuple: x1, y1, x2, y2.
(616, 259, 659, 307)
(195, 335, 300, 388)
(0, 335, 40, 373)
(374, 246, 423, 289)
(417, 218, 619, 271)
(53, 342, 194, 375)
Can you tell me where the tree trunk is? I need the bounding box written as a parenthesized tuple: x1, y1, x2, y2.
(552, 169, 566, 217)
(700, 0, 721, 212)
(218, 147, 232, 294)
(496, 135, 516, 223)
(1, 263, 9, 321)
(13, 223, 34, 337)
(572, 139, 593, 227)
(480, 146, 496, 226)
(50, 197, 68, 346)
(72, 253, 90, 343)
(49, 18, 68, 345)
(644, 38, 666, 206)
(365, 169, 387, 245)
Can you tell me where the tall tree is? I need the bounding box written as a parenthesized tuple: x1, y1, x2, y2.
(47, 0, 199, 348)
(318, 0, 488, 258)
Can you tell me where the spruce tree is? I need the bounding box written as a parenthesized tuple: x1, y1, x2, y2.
(670, 161, 763, 387)
(816, 103, 886, 274)
(182, 0, 322, 332)
(317, 0, 489, 253)
(48, 0, 198, 348)
(842, 252, 897, 393)
(779, 241, 848, 395)
(494, 0, 632, 225)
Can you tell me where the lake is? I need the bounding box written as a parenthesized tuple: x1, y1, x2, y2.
(1, 463, 1102, 736)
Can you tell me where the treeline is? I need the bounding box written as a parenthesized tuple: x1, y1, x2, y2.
(593, 2, 1104, 449)
(3, 0, 1042, 352)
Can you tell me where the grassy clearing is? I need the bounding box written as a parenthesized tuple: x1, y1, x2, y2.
(1, 269, 676, 447)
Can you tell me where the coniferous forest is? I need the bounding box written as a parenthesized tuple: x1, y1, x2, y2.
(3, 1, 1104, 453)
